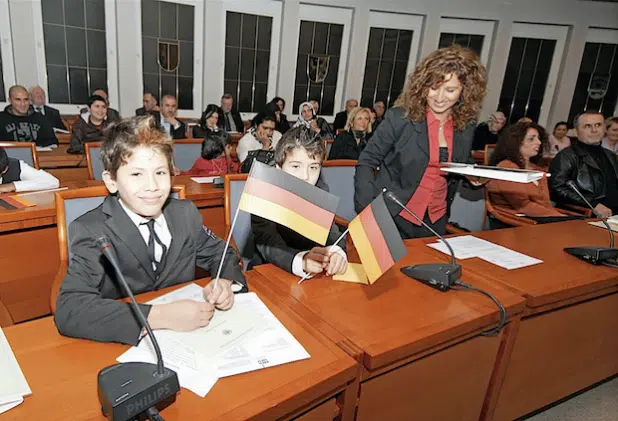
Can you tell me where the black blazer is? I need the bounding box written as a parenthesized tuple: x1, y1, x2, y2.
(136, 107, 161, 120)
(333, 111, 348, 131)
(354, 107, 476, 216)
(328, 130, 369, 160)
(54, 195, 246, 345)
(43, 105, 67, 130)
(218, 110, 244, 132)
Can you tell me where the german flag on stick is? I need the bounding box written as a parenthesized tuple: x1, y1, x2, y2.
(238, 161, 339, 245)
(349, 194, 407, 284)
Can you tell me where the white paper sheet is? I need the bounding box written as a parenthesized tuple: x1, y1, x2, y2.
(440, 163, 547, 183)
(589, 220, 618, 232)
(35, 146, 54, 152)
(0, 395, 24, 415)
(0, 328, 31, 414)
(190, 176, 217, 184)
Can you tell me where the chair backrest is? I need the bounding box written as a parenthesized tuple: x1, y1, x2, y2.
(172, 139, 202, 171)
(224, 174, 254, 269)
(326, 139, 334, 155)
(320, 160, 357, 222)
(0, 297, 14, 327)
(448, 181, 487, 232)
(484, 144, 496, 165)
(0, 141, 39, 169)
(85, 142, 104, 180)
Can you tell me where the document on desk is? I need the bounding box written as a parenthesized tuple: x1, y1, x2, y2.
(589, 219, 618, 232)
(190, 176, 217, 183)
(0, 328, 31, 414)
(427, 235, 543, 270)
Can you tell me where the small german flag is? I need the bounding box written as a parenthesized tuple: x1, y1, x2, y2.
(0, 195, 36, 210)
(238, 161, 339, 245)
(349, 194, 407, 284)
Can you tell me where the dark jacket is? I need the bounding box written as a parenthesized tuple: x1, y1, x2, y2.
(37, 105, 67, 131)
(548, 140, 618, 208)
(1, 158, 21, 184)
(54, 195, 246, 345)
(157, 118, 187, 139)
(354, 107, 476, 216)
(328, 130, 369, 160)
(68, 114, 108, 153)
(316, 117, 334, 140)
(218, 110, 244, 133)
(333, 111, 348, 131)
(471, 122, 499, 151)
(192, 125, 213, 139)
(0, 105, 58, 146)
(135, 107, 161, 121)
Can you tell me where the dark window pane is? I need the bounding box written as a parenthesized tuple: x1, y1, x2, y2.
(87, 29, 107, 69)
(596, 43, 615, 73)
(238, 81, 253, 111)
(388, 89, 401, 107)
(527, 99, 542, 122)
(178, 76, 193, 110)
(328, 24, 343, 56)
(178, 41, 193, 77)
(241, 14, 257, 49)
(516, 70, 533, 98)
(224, 46, 240, 80)
(321, 86, 336, 115)
(293, 84, 308, 111)
(506, 38, 525, 70)
(295, 54, 308, 85)
(69, 67, 89, 103)
(226, 12, 241, 47)
(367, 28, 384, 60)
(177, 4, 194, 42)
(313, 22, 329, 55)
(396, 30, 413, 62)
(64, 0, 85, 28)
(468, 35, 484, 57)
(85, 0, 105, 30)
(361, 89, 374, 108)
(159, 2, 177, 40)
(89, 68, 107, 94)
(143, 73, 159, 99)
(453, 34, 470, 48)
(363, 59, 379, 90)
(141, 0, 158, 38)
(531, 71, 549, 100)
(309, 84, 322, 103)
(257, 16, 272, 51)
(255, 50, 270, 83)
(224, 80, 238, 101)
(391, 61, 408, 92)
(47, 65, 69, 103)
(142, 37, 159, 74)
(66, 27, 87, 67)
(239, 48, 255, 82)
(537, 40, 556, 71)
(160, 75, 176, 97)
(439, 33, 455, 49)
(324, 56, 339, 87)
(42, 0, 64, 25)
(44, 24, 67, 66)
(377, 61, 393, 91)
(253, 82, 268, 112)
(382, 29, 398, 61)
(521, 39, 541, 70)
(298, 21, 314, 54)
(580, 43, 599, 73)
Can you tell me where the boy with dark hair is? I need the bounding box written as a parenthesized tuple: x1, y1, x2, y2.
(0, 147, 59, 193)
(183, 131, 239, 176)
(55, 116, 246, 345)
(68, 95, 109, 153)
(251, 127, 348, 277)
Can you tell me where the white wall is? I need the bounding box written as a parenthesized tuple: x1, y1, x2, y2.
(4, 0, 618, 128)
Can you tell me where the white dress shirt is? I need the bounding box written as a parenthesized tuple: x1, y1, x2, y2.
(0, 160, 60, 192)
(236, 130, 282, 163)
(160, 115, 181, 139)
(34, 105, 45, 115)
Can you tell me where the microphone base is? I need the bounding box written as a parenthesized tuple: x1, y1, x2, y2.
(98, 362, 180, 421)
(401, 263, 462, 292)
(564, 246, 618, 265)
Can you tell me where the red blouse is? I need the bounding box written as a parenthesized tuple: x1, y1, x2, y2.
(182, 156, 239, 176)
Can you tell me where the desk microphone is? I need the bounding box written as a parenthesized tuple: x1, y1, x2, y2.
(563, 181, 618, 266)
(96, 236, 180, 421)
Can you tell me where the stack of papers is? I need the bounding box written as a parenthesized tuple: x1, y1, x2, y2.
(589, 216, 618, 232)
(118, 284, 310, 397)
(0, 328, 32, 414)
(440, 163, 548, 183)
(427, 235, 543, 270)
(190, 176, 217, 184)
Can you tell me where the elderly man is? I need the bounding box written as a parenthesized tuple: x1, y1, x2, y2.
(29, 86, 67, 130)
(550, 111, 618, 218)
(373, 100, 386, 130)
(217, 93, 244, 133)
(158, 95, 186, 139)
(471, 111, 506, 151)
(333, 98, 358, 132)
(0, 85, 58, 146)
(135, 92, 160, 118)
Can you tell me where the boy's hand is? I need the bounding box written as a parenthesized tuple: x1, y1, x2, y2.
(148, 300, 215, 331)
(303, 247, 329, 274)
(203, 279, 235, 310)
(326, 251, 347, 276)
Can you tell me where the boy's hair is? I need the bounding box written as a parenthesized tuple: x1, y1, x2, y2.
(101, 116, 173, 179)
(201, 131, 231, 160)
(0, 147, 8, 173)
(87, 94, 107, 108)
(274, 126, 326, 167)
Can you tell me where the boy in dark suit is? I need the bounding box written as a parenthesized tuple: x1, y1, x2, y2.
(251, 127, 348, 277)
(55, 116, 246, 345)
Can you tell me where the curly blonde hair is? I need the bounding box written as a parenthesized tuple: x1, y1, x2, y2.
(394, 45, 487, 132)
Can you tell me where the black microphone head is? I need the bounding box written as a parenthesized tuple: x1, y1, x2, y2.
(566, 180, 576, 189)
(96, 235, 113, 253)
(383, 190, 399, 204)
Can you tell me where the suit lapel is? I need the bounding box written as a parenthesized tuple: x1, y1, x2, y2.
(413, 121, 429, 157)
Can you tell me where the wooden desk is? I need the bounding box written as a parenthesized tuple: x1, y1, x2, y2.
(424, 221, 618, 420)
(2, 273, 359, 421)
(255, 243, 525, 421)
(38, 145, 89, 182)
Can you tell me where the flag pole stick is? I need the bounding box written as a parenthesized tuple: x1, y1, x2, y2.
(212, 204, 242, 291)
(298, 228, 349, 285)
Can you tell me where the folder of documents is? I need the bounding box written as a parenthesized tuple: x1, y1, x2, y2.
(440, 163, 548, 183)
(0, 328, 32, 414)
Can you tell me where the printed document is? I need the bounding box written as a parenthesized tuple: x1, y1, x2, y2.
(0, 328, 31, 414)
(190, 176, 217, 183)
(440, 163, 547, 183)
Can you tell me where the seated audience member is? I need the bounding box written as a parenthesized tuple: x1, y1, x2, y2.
(54, 116, 246, 345)
(158, 95, 186, 139)
(183, 131, 238, 176)
(193, 104, 220, 138)
(0, 85, 58, 147)
(68, 95, 109, 153)
(333, 98, 358, 132)
(80, 89, 121, 123)
(549, 111, 618, 218)
(546, 121, 570, 157)
(602, 116, 618, 154)
(309, 100, 335, 140)
(251, 127, 348, 277)
(471, 111, 506, 151)
(237, 112, 280, 164)
(266, 97, 290, 134)
(135, 92, 160, 117)
(373, 100, 386, 130)
(29, 85, 67, 130)
(487, 123, 572, 221)
(218, 93, 244, 133)
(0, 147, 59, 193)
(293, 102, 334, 140)
(328, 107, 372, 160)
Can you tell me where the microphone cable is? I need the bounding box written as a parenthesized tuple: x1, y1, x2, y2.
(453, 280, 508, 336)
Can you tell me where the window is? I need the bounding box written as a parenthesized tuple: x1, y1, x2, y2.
(438, 18, 494, 66)
(224, 12, 273, 113)
(40, 0, 107, 104)
(568, 29, 618, 124)
(141, 0, 195, 110)
(438, 33, 484, 57)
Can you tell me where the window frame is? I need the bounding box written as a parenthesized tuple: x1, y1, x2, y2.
(0, 0, 16, 108)
(585, 27, 618, 116)
(438, 18, 495, 67)
(31, 0, 120, 114)
(220, 0, 282, 120)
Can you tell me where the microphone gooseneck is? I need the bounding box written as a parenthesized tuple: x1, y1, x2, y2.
(566, 181, 614, 248)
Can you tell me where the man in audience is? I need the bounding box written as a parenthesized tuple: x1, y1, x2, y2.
(218, 93, 244, 132)
(471, 111, 506, 151)
(0, 146, 59, 193)
(373, 100, 386, 130)
(333, 98, 358, 131)
(0, 85, 58, 146)
(158, 95, 186, 139)
(549, 111, 618, 218)
(29, 85, 67, 130)
(135, 92, 160, 117)
(81, 89, 121, 123)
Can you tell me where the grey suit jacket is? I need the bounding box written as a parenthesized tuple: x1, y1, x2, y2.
(55, 195, 246, 345)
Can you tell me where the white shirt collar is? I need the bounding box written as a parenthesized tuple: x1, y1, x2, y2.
(118, 198, 167, 229)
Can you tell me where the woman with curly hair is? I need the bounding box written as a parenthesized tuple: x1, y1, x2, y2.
(487, 122, 575, 223)
(354, 45, 487, 238)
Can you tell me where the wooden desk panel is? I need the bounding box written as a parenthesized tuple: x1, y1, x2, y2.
(38, 145, 86, 168)
(3, 273, 358, 421)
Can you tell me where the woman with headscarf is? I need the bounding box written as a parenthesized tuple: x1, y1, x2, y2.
(192, 104, 220, 138)
(293, 101, 335, 140)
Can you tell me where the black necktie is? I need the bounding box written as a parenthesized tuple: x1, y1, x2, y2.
(141, 219, 167, 271)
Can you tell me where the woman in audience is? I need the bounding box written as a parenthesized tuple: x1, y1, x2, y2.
(293, 102, 334, 140)
(471, 111, 506, 151)
(69, 94, 109, 153)
(602, 116, 618, 153)
(355, 45, 487, 239)
(328, 107, 372, 160)
(267, 97, 291, 134)
(192, 104, 220, 138)
(183, 130, 238, 176)
(237, 112, 281, 164)
(546, 121, 570, 157)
